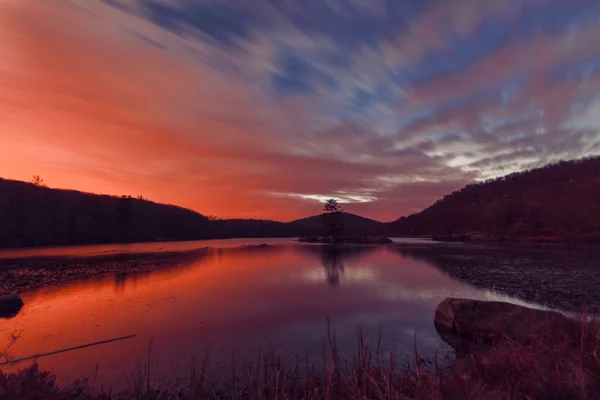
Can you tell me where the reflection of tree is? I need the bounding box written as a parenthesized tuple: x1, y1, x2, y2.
(321, 245, 345, 286)
(313, 245, 378, 287)
(321, 199, 345, 241)
(113, 272, 138, 293)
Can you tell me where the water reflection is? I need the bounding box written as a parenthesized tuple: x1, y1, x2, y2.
(321, 247, 344, 286)
(107, 245, 284, 294)
(113, 272, 139, 294)
(317, 245, 378, 286)
(3, 240, 591, 390)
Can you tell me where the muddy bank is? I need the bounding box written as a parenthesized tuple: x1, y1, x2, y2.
(395, 243, 600, 313)
(0, 248, 213, 295)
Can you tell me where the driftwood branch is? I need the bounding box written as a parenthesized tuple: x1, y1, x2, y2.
(0, 334, 136, 366)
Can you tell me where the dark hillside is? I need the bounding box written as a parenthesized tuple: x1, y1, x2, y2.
(389, 156, 600, 241)
(0, 178, 212, 248)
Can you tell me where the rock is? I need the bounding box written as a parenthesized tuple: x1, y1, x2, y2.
(434, 298, 571, 349)
(0, 294, 24, 319)
(244, 243, 269, 248)
(299, 236, 321, 243)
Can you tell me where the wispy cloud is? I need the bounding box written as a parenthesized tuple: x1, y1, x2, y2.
(1, 0, 599, 221)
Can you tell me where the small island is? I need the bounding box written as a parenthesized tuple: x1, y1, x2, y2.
(299, 199, 393, 244)
(299, 235, 393, 244)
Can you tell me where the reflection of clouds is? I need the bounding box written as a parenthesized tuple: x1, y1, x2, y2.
(299, 265, 379, 284)
(483, 290, 553, 311)
(482, 290, 581, 318)
(380, 287, 446, 303)
(345, 266, 379, 282)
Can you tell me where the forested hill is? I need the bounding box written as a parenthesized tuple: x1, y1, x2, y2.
(0, 178, 215, 248)
(389, 156, 600, 241)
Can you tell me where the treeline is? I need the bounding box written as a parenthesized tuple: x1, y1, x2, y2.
(0, 178, 385, 248)
(389, 156, 600, 241)
(0, 178, 215, 248)
(210, 219, 303, 239)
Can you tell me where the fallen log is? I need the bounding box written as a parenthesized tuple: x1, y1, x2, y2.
(0, 334, 136, 366)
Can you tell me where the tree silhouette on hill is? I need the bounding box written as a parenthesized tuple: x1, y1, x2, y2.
(321, 199, 345, 241)
(31, 175, 46, 188)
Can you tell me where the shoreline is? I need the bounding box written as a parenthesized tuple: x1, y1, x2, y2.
(430, 232, 600, 244)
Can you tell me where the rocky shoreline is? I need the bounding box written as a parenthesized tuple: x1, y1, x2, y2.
(432, 232, 600, 243)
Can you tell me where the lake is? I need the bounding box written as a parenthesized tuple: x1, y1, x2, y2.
(1, 238, 600, 389)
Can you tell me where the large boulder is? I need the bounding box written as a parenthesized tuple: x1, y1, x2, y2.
(434, 298, 572, 349)
(0, 294, 24, 319)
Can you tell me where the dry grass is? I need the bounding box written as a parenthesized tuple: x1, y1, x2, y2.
(2, 316, 600, 400)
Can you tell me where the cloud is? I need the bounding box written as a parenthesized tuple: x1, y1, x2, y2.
(1, 0, 599, 221)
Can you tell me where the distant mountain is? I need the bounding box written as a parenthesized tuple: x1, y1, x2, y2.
(0, 178, 387, 248)
(388, 156, 600, 242)
(288, 212, 386, 236)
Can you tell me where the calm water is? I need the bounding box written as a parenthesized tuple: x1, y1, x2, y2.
(1, 238, 597, 389)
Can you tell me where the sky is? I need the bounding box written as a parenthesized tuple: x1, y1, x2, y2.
(1, 0, 600, 222)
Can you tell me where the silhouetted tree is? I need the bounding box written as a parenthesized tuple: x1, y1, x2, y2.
(31, 175, 46, 187)
(322, 199, 344, 241)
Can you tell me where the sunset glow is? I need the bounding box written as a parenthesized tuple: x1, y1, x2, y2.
(2, 0, 600, 221)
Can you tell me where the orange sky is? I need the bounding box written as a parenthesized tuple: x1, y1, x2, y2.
(2, 0, 599, 221)
(0, 1, 404, 221)
(0, 1, 433, 221)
